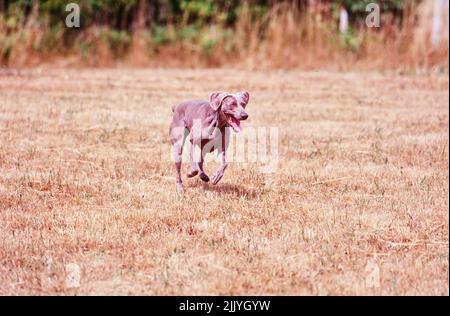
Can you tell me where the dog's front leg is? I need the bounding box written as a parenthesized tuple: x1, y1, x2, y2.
(211, 127, 230, 185)
(211, 149, 227, 185)
(197, 146, 210, 182)
(187, 142, 199, 178)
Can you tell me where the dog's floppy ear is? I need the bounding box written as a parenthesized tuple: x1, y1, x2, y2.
(209, 92, 228, 111)
(238, 91, 250, 107)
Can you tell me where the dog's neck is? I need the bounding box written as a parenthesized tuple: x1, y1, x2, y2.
(198, 109, 226, 140)
(206, 108, 227, 129)
(217, 111, 228, 129)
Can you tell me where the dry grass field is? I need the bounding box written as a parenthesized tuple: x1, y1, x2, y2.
(0, 68, 448, 295)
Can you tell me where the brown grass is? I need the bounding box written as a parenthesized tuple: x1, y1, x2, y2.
(0, 68, 448, 295)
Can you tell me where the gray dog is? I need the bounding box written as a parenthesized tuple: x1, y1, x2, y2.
(170, 91, 250, 194)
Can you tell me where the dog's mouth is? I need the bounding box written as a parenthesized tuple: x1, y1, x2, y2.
(225, 114, 242, 133)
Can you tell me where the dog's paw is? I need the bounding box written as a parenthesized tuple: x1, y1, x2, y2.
(199, 173, 210, 182)
(187, 169, 198, 178)
(211, 172, 223, 185)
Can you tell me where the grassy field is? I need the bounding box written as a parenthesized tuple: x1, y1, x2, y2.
(0, 68, 448, 295)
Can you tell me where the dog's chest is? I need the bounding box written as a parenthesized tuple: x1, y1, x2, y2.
(189, 126, 226, 153)
(190, 125, 221, 141)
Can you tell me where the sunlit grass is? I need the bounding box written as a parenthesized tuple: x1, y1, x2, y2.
(0, 68, 448, 295)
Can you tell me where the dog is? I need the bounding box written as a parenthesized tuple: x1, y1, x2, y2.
(170, 91, 250, 194)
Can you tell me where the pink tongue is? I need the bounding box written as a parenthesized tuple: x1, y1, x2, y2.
(228, 117, 242, 132)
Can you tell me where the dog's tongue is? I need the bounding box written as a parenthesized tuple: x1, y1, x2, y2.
(227, 116, 242, 133)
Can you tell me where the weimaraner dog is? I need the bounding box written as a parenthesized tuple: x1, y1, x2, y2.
(170, 92, 250, 194)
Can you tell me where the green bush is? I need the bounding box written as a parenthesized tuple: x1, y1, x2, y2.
(0, 0, 417, 62)
(103, 30, 131, 58)
(151, 25, 171, 45)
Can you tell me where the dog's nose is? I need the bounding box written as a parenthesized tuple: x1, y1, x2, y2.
(241, 113, 248, 120)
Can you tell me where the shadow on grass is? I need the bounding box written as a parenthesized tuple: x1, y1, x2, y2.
(187, 181, 261, 199)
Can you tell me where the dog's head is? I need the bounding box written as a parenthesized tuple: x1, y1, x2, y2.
(209, 91, 250, 133)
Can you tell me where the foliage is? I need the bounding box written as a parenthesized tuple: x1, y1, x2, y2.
(0, 0, 438, 67)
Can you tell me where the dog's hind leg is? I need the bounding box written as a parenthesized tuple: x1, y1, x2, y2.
(171, 126, 188, 195)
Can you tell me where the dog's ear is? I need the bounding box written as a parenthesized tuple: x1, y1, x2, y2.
(209, 92, 227, 111)
(238, 91, 250, 107)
